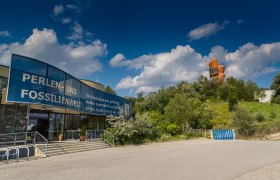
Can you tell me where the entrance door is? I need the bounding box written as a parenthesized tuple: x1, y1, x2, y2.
(37, 119, 49, 139)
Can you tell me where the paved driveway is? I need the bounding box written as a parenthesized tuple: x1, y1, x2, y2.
(1, 139, 280, 180)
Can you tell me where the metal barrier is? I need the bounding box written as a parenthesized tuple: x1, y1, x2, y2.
(211, 129, 235, 140)
(0, 131, 48, 160)
(0, 148, 9, 164)
(18, 146, 30, 161)
(0, 132, 34, 147)
(8, 147, 19, 162)
(34, 131, 48, 156)
(85, 130, 114, 146)
(86, 130, 104, 141)
(0, 147, 20, 164)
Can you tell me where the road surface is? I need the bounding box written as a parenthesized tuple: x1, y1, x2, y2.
(1, 139, 280, 180)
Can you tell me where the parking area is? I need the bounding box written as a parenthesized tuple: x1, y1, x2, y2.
(1, 139, 280, 180)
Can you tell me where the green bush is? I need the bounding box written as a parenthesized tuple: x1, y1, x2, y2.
(270, 110, 276, 119)
(102, 129, 115, 145)
(79, 126, 86, 136)
(159, 134, 172, 141)
(271, 95, 280, 104)
(166, 123, 181, 135)
(255, 111, 265, 122)
(255, 121, 280, 136)
(184, 129, 204, 138)
(110, 120, 137, 145)
(233, 107, 256, 137)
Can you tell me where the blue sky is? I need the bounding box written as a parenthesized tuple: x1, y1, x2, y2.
(0, 0, 280, 96)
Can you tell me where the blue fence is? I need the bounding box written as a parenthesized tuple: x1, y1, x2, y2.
(211, 129, 235, 140)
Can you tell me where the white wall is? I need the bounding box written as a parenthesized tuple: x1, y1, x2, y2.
(258, 90, 275, 103)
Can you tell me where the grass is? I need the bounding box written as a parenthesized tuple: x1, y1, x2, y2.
(206, 101, 232, 129)
(207, 100, 280, 132)
(240, 101, 280, 120)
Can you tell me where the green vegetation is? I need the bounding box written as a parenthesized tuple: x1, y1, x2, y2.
(271, 73, 280, 103)
(108, 74, 280, 144)
(105, 85, 117, 95)
(233, 107, 256, 137)
(79, 126, 86, 136)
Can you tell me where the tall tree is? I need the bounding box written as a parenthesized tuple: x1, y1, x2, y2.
(271, 73, 280, 96)
(271, 74, 280, 103)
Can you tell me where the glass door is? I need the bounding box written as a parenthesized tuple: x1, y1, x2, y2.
(48, 113, 64, 141)
(28, 112, 49, 139)
(64, 114, 81, 140)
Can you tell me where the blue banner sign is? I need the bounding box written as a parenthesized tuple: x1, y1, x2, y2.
(7, 54, 131, 117)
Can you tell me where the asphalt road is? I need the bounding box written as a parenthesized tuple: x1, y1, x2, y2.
(1, 139, 280, 180)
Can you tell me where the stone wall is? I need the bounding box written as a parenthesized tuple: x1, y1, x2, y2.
(0, 104, 28, 133)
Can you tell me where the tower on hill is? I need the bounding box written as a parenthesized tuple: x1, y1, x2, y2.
(209, 58, 225, 82)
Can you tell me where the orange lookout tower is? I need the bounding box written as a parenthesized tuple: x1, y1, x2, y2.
(209, 58, 225, 82)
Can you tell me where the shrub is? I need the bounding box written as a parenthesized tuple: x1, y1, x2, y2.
(233, 107, 256, 137)
(110, 120, 137, 145)
(271, 95, 280, 104)
(166, 123, 181, 135)
(255, 121, 280, 136)
(131, 114, 153, 144)
(255, 111, 265, 122)
(159, 134, 172, 141)
(184, 129, 204, 138)
(270, 110, 276, 119)
(79, 126, 86, 136)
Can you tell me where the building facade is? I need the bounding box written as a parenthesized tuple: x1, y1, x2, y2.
(0, 54, 130, 141)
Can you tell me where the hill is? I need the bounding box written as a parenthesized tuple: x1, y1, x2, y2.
(208, 101, 280, 136)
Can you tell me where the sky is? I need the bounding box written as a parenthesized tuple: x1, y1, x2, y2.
(0, 0, 280, 96)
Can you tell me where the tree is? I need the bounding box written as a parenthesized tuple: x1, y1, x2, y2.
(270, 73, 280, 104)
(271, 74, 280, 103)
(164, 93, 189, 131)
(218, 77, 260, 102)
(164, 93, 212, 131)
(228, 94, 238, 111)
(217, 83, 230, 100)
(105, 86, 117, 95)
(271, 73, 280, 95)
(147, 110, 167, 136)
(244, 80, 260, 101)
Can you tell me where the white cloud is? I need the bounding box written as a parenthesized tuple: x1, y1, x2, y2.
(113, 45, 208, 93)
(110, 53, 127, 67)
(67, 4, 79, 10)
(67, 22, 84, 41)
(53, 4, 64, 16)
(0, 28, 107, 78)
(188, 21, 229, 40)
(112, 42, 280, 93)
(110, 53, 155, 69)
(62, 17, 71, 24)
(224, 42, 280, 78)
(237, 19, 244, 24)
(0, 30, 10, 37)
